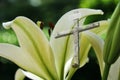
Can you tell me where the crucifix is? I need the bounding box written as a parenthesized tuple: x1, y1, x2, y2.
(55, 12, 100, 68)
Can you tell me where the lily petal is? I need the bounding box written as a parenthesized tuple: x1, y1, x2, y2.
(83, 31, 104, 75)
(64, 57, 73, 79)
(2, 16, 58, 79)
(79, 21, 108, 68)
(15, 69, 25, 80)
(0, 43, 49, 79)
(21, 70, 44, 80)
(66, 31, 104, 79)
(50, 8, 103, 79)
(65, 20, 109, 79)
(91, 20, 109, 38)
(65, 34, 90, 80)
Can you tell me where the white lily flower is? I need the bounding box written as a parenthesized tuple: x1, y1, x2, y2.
(0, 8, 109, 80)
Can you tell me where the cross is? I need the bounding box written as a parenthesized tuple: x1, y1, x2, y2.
(55, 13, 100, 68)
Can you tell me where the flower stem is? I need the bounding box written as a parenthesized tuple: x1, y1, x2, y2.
(102, 64, 111, 80)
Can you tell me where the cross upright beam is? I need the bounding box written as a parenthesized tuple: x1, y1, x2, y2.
(72, 18, 80, 68)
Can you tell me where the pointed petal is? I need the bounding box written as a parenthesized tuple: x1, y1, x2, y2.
(0, 43, 50, 79)
(15, 69, 25, 80)
(2, 16, 58, 79)
(83, 31, 104, 75)
(80, 34, 90, 67)
(21, 70, 44, 80)
(50, 9, 103, 78)
(64, 57, 73, 78)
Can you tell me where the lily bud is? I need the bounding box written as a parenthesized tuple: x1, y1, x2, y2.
(103, 1, 120, 65)
(103, 2, 120, 80)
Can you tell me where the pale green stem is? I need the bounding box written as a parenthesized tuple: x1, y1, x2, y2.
(102, 64, 111, 80)
(66, 68, 77, 80)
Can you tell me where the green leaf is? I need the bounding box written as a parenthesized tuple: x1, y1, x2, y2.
(103, 2, 120, 64)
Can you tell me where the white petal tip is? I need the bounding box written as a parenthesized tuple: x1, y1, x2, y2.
(97, 10, 104, 15)
(21, 70, 43, 80)
(2, 21, 13, 29)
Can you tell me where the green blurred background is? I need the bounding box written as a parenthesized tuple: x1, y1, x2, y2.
(0, 0, 119, 80)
